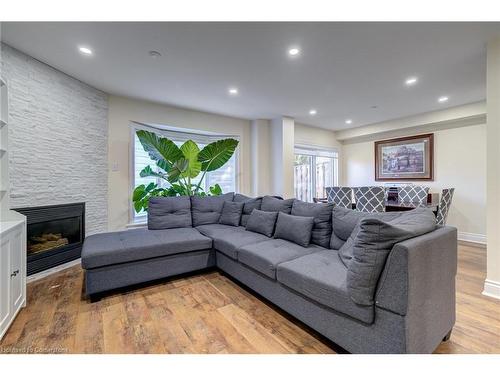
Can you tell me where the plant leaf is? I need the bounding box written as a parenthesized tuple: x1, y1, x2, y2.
(145, 182, 157, 192)
(136, 130, 183, 167)
(180, 140, 202, 178)
(198, 138, 239, 172)
(134, 200, 145, 213)
(170, 184, 186, 195)
(132, 185, 146, 201)
(209, 184, 222, 196)
(139, 165, 167, 180)
(156, 159, 170, 173)
(168, 158, 189, 182)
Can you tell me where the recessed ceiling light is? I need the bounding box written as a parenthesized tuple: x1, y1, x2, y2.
(405, 77, 418, 86)
(309, 109, 317, 116)
(78, 46, 93, 55)
(288, 47, 300, 56)
(149, 50, 162, 58)
(438, 96, 449, 103)
(345, 119, 353, 125)
(228, 88, 238, 96)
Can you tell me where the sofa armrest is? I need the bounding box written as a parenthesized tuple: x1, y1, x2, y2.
(375, 226, 458, 316)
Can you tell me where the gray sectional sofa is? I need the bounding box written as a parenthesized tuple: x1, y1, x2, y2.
(81, 192, 457, 354)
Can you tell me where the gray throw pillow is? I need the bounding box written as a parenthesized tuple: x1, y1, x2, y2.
(333, 207, 402, 266)
(148, 196, 192, 230)
(219, 201, 244, 226)
(261, 195, 295, 214)
(191, 192, 234, 226)
(233, 193, 262, 226)
(331, 207, 372, 250)
(347, 208, 437, 306)
(291, 200, 333, 248)
(245, 209, 278, 237)
(274, 212, 315, 247)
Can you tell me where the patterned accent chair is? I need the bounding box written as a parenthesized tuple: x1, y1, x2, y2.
(436, 188, 455, 226)
(353, 186, 385, 212)
(398, 185, 430, 205)
(325, 187, 353, 208)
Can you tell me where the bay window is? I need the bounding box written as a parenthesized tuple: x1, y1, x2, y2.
(132, 123, 239, 221)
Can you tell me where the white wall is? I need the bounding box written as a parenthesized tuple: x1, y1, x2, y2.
(342, 124, 486, 241)
(270, 117, 295, 198)
(1, 44, 109, 236)
(485, 37, 500, 298)
(295, 122, 342, 149)
(108, 95, 252, 231)
(250, 119, 271, 196)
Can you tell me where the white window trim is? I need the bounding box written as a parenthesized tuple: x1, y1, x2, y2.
(294, 144, 339, 201)
(129, 121, 240, 224)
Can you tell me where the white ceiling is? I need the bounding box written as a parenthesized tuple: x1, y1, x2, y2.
(2, 22, 500, 130)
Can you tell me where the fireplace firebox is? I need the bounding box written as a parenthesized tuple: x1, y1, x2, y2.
(13, 203, 85, 275)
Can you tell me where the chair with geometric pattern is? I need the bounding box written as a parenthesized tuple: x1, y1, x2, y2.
(353, 186, 385, 212)
(398, 185, 429, 205)
(436, 188, 455, 226)
(325, 187, 353, 208)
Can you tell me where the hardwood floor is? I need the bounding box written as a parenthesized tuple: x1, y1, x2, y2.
(1, 244, 499, 354)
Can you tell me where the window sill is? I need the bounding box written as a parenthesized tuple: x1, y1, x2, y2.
(126, 219, 147, 229)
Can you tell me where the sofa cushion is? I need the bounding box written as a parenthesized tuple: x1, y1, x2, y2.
(147, 196, 192, 230)
(261, 195, 294, 214)
(330, 207, 370, 250)
(245, 209, 278, 237)
(277, 250, 374, 324)
(191, 192, 234, 226)
(238, 239, 323, 279)
(347, 208, 437, 306)
(273, 212, 315, 247)
(291, 200, 333, 248)
(233, 193, 262, 226)
(332, 207, 402, 266)
(196, 224, 271, 259)
(219, 201, 244, 226)
(81, 227, 212, 269)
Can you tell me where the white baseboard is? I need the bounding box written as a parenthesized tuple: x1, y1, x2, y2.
(483, 279, 500, 300)
(458, 231, 486, 246)
(27, 258, 81, 283)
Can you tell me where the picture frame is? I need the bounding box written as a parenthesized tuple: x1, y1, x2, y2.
(375, 133, 434, 181)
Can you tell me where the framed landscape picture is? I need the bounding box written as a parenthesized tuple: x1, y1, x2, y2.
(375, 133, 434, 181)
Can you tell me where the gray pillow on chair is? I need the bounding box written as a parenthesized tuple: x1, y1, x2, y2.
(148, 196, 192, 230)
(245, 209, 278, 237)
(219, 201, 244, 226)
(274, 212, 315, 247)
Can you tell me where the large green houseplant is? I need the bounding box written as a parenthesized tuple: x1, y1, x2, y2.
(132, 130, 239, 213)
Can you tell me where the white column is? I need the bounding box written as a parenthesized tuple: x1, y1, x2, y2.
(270, 116, 295, 198)
(485, 37, 500, 299)
(250, 119, 271, 196)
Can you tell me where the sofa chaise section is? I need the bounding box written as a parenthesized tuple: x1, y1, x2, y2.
(82, 227, 212, 269)
(81, 227, 214, 296)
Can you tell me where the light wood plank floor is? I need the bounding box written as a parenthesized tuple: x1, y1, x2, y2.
(1, 244, 499, 354)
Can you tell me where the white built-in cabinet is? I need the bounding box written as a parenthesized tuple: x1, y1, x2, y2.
(0, 221, 26, 340)
(0, 76, 27, 341)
